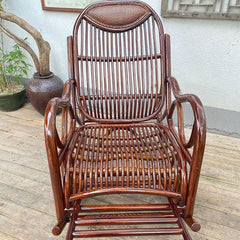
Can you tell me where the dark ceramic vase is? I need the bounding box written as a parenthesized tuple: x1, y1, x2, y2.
(27, 72, 64, 115)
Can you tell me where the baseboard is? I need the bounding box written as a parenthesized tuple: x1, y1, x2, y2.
(182, 105, 240, 138)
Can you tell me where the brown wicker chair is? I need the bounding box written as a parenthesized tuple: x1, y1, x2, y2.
(44, 1, 206, 239)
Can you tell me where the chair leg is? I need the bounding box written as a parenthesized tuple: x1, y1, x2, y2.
(52, 219, 68, 235)
(169, 198, 192, 240)
(184, 216, 201, 232)
(66, 201, 79, 240)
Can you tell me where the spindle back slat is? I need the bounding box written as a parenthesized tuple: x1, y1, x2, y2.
(73, 1, 166, 123)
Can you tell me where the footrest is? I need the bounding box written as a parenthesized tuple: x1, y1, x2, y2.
(66, 198, 192, 240)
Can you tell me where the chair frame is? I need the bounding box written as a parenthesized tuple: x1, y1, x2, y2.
(44, 1, 206, 239)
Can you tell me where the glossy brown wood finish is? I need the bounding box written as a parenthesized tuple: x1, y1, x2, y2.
(167, 76, 206, 229)
(44, 1, 206, 239)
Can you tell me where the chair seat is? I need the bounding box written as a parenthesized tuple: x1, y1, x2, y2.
(65, 122, 186, 201)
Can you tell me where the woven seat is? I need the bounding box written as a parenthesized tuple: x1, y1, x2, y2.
(65, 123, 186, 202)
(44, 1, 206, 239)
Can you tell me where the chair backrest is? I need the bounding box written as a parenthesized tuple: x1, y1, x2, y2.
(72, 0, 166, 123)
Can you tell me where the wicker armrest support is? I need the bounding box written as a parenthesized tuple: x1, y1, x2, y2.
(167, 76, 206, 219)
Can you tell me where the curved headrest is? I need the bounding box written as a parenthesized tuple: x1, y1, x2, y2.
(83, 1, 152, 32)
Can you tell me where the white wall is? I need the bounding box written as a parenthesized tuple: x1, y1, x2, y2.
(5, 0, 240, 112)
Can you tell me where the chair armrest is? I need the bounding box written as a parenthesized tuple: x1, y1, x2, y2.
(167, 76, 206, 218)
(45, 79, 76, 152)
(44, 79, 77, 227)
(167, 77, 206, 155)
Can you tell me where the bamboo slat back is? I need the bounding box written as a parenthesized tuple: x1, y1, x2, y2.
(73, 1, 166, 123)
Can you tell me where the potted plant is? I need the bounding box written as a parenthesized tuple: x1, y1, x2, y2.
(0, 42, 31, 111)
(0, 0, 63, 115)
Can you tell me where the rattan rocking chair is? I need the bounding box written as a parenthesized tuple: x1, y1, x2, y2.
(44, 1, 206, 239)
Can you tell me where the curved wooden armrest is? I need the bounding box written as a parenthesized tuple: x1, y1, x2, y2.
(45, 98, 75, 147)
(167, 77, 206, 151)
(44, 79, 77, 228)
(167, 77, 206, 218)
(45, 79, 76, 150)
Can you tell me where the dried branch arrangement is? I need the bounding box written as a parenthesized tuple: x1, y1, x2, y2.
(0, 0, 51, 76)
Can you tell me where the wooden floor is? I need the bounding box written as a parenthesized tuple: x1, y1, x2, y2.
(0, 103, 239, 240)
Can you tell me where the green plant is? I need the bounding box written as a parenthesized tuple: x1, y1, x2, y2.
(0, 42, 31, 94)
(0, 0, 51, 76)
